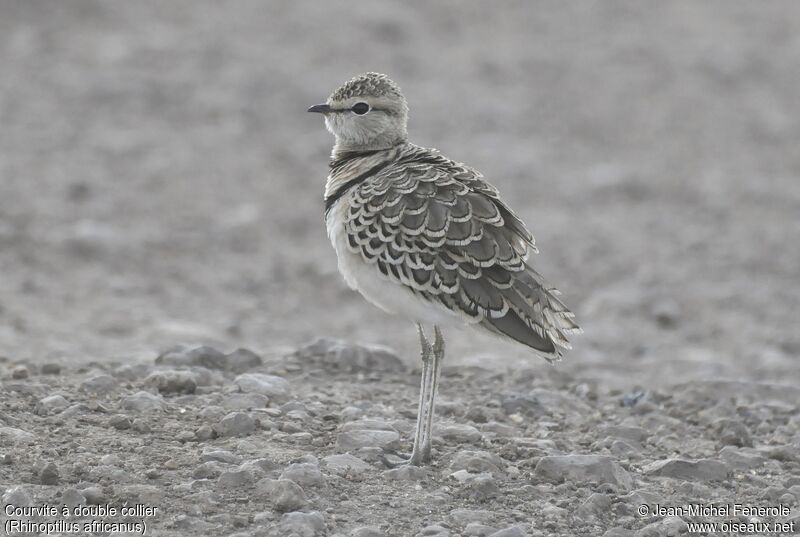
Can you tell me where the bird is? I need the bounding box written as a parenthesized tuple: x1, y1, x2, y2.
(308, 72, 581, 466)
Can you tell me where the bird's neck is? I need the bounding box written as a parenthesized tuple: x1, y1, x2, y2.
(325, 143, 405, 201)
(332, 136, 407, 158)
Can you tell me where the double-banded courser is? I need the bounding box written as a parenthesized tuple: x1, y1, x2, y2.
(309, 73, 580, 465)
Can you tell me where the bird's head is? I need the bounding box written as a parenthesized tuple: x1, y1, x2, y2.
(308, 72, 408, 151)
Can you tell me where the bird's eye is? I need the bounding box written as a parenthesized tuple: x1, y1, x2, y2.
(351, 102, 370, 115)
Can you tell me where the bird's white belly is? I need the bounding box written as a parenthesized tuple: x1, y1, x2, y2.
(326, 201, 466, 328)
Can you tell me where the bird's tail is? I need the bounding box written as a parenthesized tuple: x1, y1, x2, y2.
(480, 265, 581, 362)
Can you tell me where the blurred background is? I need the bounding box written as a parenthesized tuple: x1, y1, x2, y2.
(0, 1, 797, 389)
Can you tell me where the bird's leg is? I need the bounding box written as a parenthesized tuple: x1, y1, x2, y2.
(420, 325, 445, 463)
(407, 323, 434, 466)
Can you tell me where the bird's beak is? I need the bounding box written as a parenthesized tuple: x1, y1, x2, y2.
(307, 103, 331, 114)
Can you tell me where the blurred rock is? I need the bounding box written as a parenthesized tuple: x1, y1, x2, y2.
(533, 455, 633, 490)
(222, 393, 270, 410)
(217, 469, 253, 489)
(352, 527, 385, 537)
(81, 373, 118, 394)
(201, 450, 241, 465)
(255, 478, 308, 512)
(642, 458, 729, 481)
(295, 337, 405, 373)
(39, 462, 59, 485)
(450, 450, 505, 476)
(145, 370, 198, 394)
(621, 390, 646, 408)
(464, 523, 499, 537)
(80, 486, 106, 505)
(487, 527, 527, 537)
(214, 412, 256, 437)
(234, 373, 290, 400)
(576, 492, 612, 522)
(713, 418, 752, 447)
(40, 363, 61, 375)
(108, 414, 132, 430)
(156, 345, 226, 369)
(636, 515, 685, 537)
(35, 395, 70, 416)
(266, 511, 326, 537)
(61, 488, 86, 507)
(280, 462, 325, 488)
(336, 429, 400, 452)
(463, 473, 499, 501)
(0, 427, 36, 445)
(195, 424, 215, 440)
(120, 391, 165, 413)
(2, 486, 33, 506)
(383, 465, 430, 481)
(415, 525, 450, 537)
(223, 348, 263, 373)
(438, 423, 482, 443)
(193, 461, 224, 479)
(322, 454, 372, 477)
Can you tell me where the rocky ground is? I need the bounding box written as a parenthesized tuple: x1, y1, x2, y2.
(1, 1, 800, 536)
(1, 341, 798, 536)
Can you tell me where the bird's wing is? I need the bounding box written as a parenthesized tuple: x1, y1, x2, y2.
(344, 146, 581, 360)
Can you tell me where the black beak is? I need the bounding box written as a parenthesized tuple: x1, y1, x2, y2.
(307, 103, 331, 114)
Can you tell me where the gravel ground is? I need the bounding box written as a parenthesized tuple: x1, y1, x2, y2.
(1, 1, 799, 536)
(1, 343, 798, 536)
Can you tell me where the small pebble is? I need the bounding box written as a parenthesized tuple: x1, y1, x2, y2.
(416, 524, 450, 537)
(336, 429, 400, 452)
(108, 414, 132, 430)
(464, 523, 498, 537)
(120, 391, 165, 413)
(195, 424, 215, 440)
(438, 423, 482, 443)
(487, 527, 527, 537)
(201, 450, 242, 465)
(222, 393, 270, 410)
(80, 486, 106, 505)
(81, 373, 117, 394)
(145, 370, 198, 394)
(217, 469, 253, 489)
(61, 488, 86, 507)
(11, 365, 29, 379)
(34, 395, 70, 416)
(255, 478, 308, 512)
(234, 373, 291, 400)
(450, 450, 505, 475)
(214, 412, 256, 437)
(131, 417, 152, 433)
(40, 363, 61, 375)
(533, 455, 633, 490)
(642, 458, 729, 482)
(176, 430, 195, 442)
(383, 466, 429, 481)
(280, 462, 325, 488)
(194, 461, 224, 479)
(322, 454, 372, 477)
(265, 510, 326, 536)
(2, 486, 33, 507)
(224, 348, 263, 373)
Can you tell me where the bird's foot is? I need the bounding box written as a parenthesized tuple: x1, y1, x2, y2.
(380, 448, 431, 468)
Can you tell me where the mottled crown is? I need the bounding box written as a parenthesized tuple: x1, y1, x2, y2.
(330, 72, 404, 102)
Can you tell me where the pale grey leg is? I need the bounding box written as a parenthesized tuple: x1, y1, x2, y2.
(407, 323, 433, 466)
(420, 325, 444, 462)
